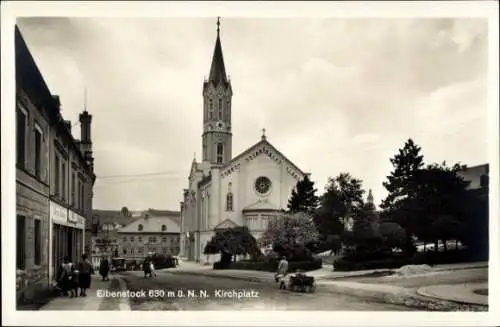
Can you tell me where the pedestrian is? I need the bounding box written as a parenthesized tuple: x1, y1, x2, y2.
(70, 268, 80, 298)
(58, 256, 74, 297)
(275, 256, 289, 289)
(143, 255, 153, 278)
(99, 258, 110, 281)
(78, 253, 93, 297)
(150, 261, 156, 277)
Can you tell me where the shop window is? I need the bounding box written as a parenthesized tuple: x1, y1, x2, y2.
(16, 215, 26, 269)
(138, 236, 142, 242)
(131, 236, 135, 242)
(16, 106, 27, 168)
(162, 236, 167, 243)
(123, 236, 127, 242)
(34, 219, 41, 265)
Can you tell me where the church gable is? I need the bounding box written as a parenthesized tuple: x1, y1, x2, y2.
(214, 218, 238, 230)
(220, 140, 305, 181)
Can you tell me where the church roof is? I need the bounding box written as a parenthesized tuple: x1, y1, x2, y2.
(205, 18, 230, 90)
(242, 199, 281, 213)
(224, 138, 306, 177)
(213, 218, 239, 230)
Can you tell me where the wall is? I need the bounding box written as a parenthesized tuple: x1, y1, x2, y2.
(118, 232, 181, 260)
(16, 88, 51, 302)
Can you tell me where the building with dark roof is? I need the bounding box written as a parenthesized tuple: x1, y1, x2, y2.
(15, 25, 96, 304)
(117, 210, 181, 261)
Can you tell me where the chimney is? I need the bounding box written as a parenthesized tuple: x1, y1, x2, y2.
(79, 110, 92, 144)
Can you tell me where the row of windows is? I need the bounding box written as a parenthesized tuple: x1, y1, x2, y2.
(17, 101, 89, 214)
(16, 215, 42, 269)
(16, 105, 44, 179)
(137, 224, 168, 232)
(122, 247, 180, 255)
(54, 152, 86, 212)
(208, 99, 230, 121)
(122, 236, 180, 243)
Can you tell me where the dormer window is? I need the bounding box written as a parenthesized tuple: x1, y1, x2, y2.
(138, 224, 143, 231)
(161, 224, 167, 232)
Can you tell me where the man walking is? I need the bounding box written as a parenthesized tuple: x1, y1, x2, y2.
(275, 256, 289, 289)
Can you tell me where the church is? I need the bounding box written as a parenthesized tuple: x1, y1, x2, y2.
(179, 19, 308, 263)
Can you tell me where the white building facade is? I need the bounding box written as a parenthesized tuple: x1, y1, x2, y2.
(180, 19, 307, 263)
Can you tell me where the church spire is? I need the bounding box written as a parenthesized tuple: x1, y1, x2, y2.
(367, 189, 374, 204)
(208, 17, 228, 86)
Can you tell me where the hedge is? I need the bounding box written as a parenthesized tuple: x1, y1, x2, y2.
(334, 257, 412, 271)
(333, 248, 486, 271)
(224, 258, 323, 272)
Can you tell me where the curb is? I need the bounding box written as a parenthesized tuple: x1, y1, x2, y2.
(319, 281, 488, 311)
(416, 284, 489, 307)
(167, 270, 273, 284)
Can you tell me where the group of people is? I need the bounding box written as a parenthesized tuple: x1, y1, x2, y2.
(56, 254, 93, 298)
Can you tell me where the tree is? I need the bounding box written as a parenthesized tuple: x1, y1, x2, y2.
(121, 206, 130, 217)
(379, 222, 407, 250)
(287, 175, 319, 216)
(204, 226, 260, 263)
(260, 212, 319, 259)
(380, 139, 425, 235)
(314, 173, 365, 240)
(430, 215, 464, 251)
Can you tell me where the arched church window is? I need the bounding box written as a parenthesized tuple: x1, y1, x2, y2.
(226, 192, 233, 211)
(226, 101, 230, 120)
(216, 143, 223, 163)
(209, 100, 214, 120)
(218, 99, 223, 120)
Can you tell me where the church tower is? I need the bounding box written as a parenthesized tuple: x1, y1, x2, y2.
(202, 17, 233, 165)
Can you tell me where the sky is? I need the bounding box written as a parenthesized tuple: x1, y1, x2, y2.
(16, 17, 489, 211)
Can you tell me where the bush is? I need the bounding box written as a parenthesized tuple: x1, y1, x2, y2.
(213, 261, 231, 270)
(334, 256, 412, 271)
(229, 258, 322, 273)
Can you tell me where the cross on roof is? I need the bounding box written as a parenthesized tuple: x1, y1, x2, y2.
(217, 17, 220, 34)
(261, 128, 267, 140)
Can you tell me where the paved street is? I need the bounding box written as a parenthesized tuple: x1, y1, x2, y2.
(119, 270, 418, 311)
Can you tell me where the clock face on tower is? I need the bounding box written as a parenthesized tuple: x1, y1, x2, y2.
(216, 121, 225, 130)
